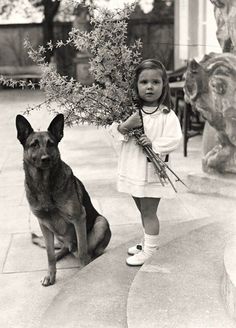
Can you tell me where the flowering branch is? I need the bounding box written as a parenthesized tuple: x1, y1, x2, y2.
(129, 127, 187, 192)
(15, 4, 142, 127)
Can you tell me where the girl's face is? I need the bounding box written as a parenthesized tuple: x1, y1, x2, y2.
(137, 68, 163, 106)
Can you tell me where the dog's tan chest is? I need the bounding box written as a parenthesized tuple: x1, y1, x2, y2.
(36, 208, 74, 235)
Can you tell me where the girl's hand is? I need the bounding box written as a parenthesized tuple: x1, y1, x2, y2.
(122, 112, 142, 131)
(138, 134, 152, 147)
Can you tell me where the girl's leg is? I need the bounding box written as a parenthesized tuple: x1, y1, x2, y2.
(126, 197, 161, 266)
(132, 196, 144, 226)
(128, 197, 144, 255)
(132, 196, 141, 211)
(140, 197, 160, 235)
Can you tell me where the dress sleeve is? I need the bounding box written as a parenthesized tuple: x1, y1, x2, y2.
(152, 111, 182, 154)
(108, 122, 129, 142)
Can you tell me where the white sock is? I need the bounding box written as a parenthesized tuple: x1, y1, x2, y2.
(143, 233, 159, 256)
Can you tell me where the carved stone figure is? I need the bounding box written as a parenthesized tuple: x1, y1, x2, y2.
(210, 0, 236, 53)
(184, 52, 236, 173)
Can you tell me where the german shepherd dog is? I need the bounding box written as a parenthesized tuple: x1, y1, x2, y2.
(16, 114, 111, 286)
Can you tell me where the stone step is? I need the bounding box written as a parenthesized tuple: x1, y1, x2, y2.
(40, 236, 140, 328)
(127, 220, 236, 328)
(39, 217, 217, 328)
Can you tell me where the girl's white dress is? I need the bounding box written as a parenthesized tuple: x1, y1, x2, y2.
(109, 105, 182, 198)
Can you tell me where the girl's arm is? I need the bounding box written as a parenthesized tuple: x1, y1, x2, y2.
(108, 122, 129, 142)
(151, 111, 182, 154)
(108, 111, 142, 141)
(118, 111, 142, 134)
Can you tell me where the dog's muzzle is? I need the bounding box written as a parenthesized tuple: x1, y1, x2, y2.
(41, 155, 51, 168)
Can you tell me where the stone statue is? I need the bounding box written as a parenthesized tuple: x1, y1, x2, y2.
(184, 52, 236, 173)
(184, 0, 236, 174)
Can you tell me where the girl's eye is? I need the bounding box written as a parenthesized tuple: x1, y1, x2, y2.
(139, 80, 161, 85)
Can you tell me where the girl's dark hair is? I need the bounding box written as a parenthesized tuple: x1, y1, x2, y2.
(133, 59, 172, 112)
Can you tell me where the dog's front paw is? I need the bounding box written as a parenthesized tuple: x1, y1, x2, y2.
(41, 273, 56, 287)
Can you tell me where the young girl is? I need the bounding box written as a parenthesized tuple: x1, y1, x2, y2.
(109, 59, 182, 266)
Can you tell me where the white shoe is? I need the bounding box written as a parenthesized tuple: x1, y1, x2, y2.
(126, 251, 151, 266)
(127, 243, 142, 255)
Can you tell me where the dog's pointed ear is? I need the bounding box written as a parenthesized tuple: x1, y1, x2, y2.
(16, 115, 34, 146)
(48, 114, 64, 143)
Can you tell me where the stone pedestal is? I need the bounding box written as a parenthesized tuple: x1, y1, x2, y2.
(187, 169, 236, 321)
(222, 237, 236, 321)
(187, 171, 236, 198)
